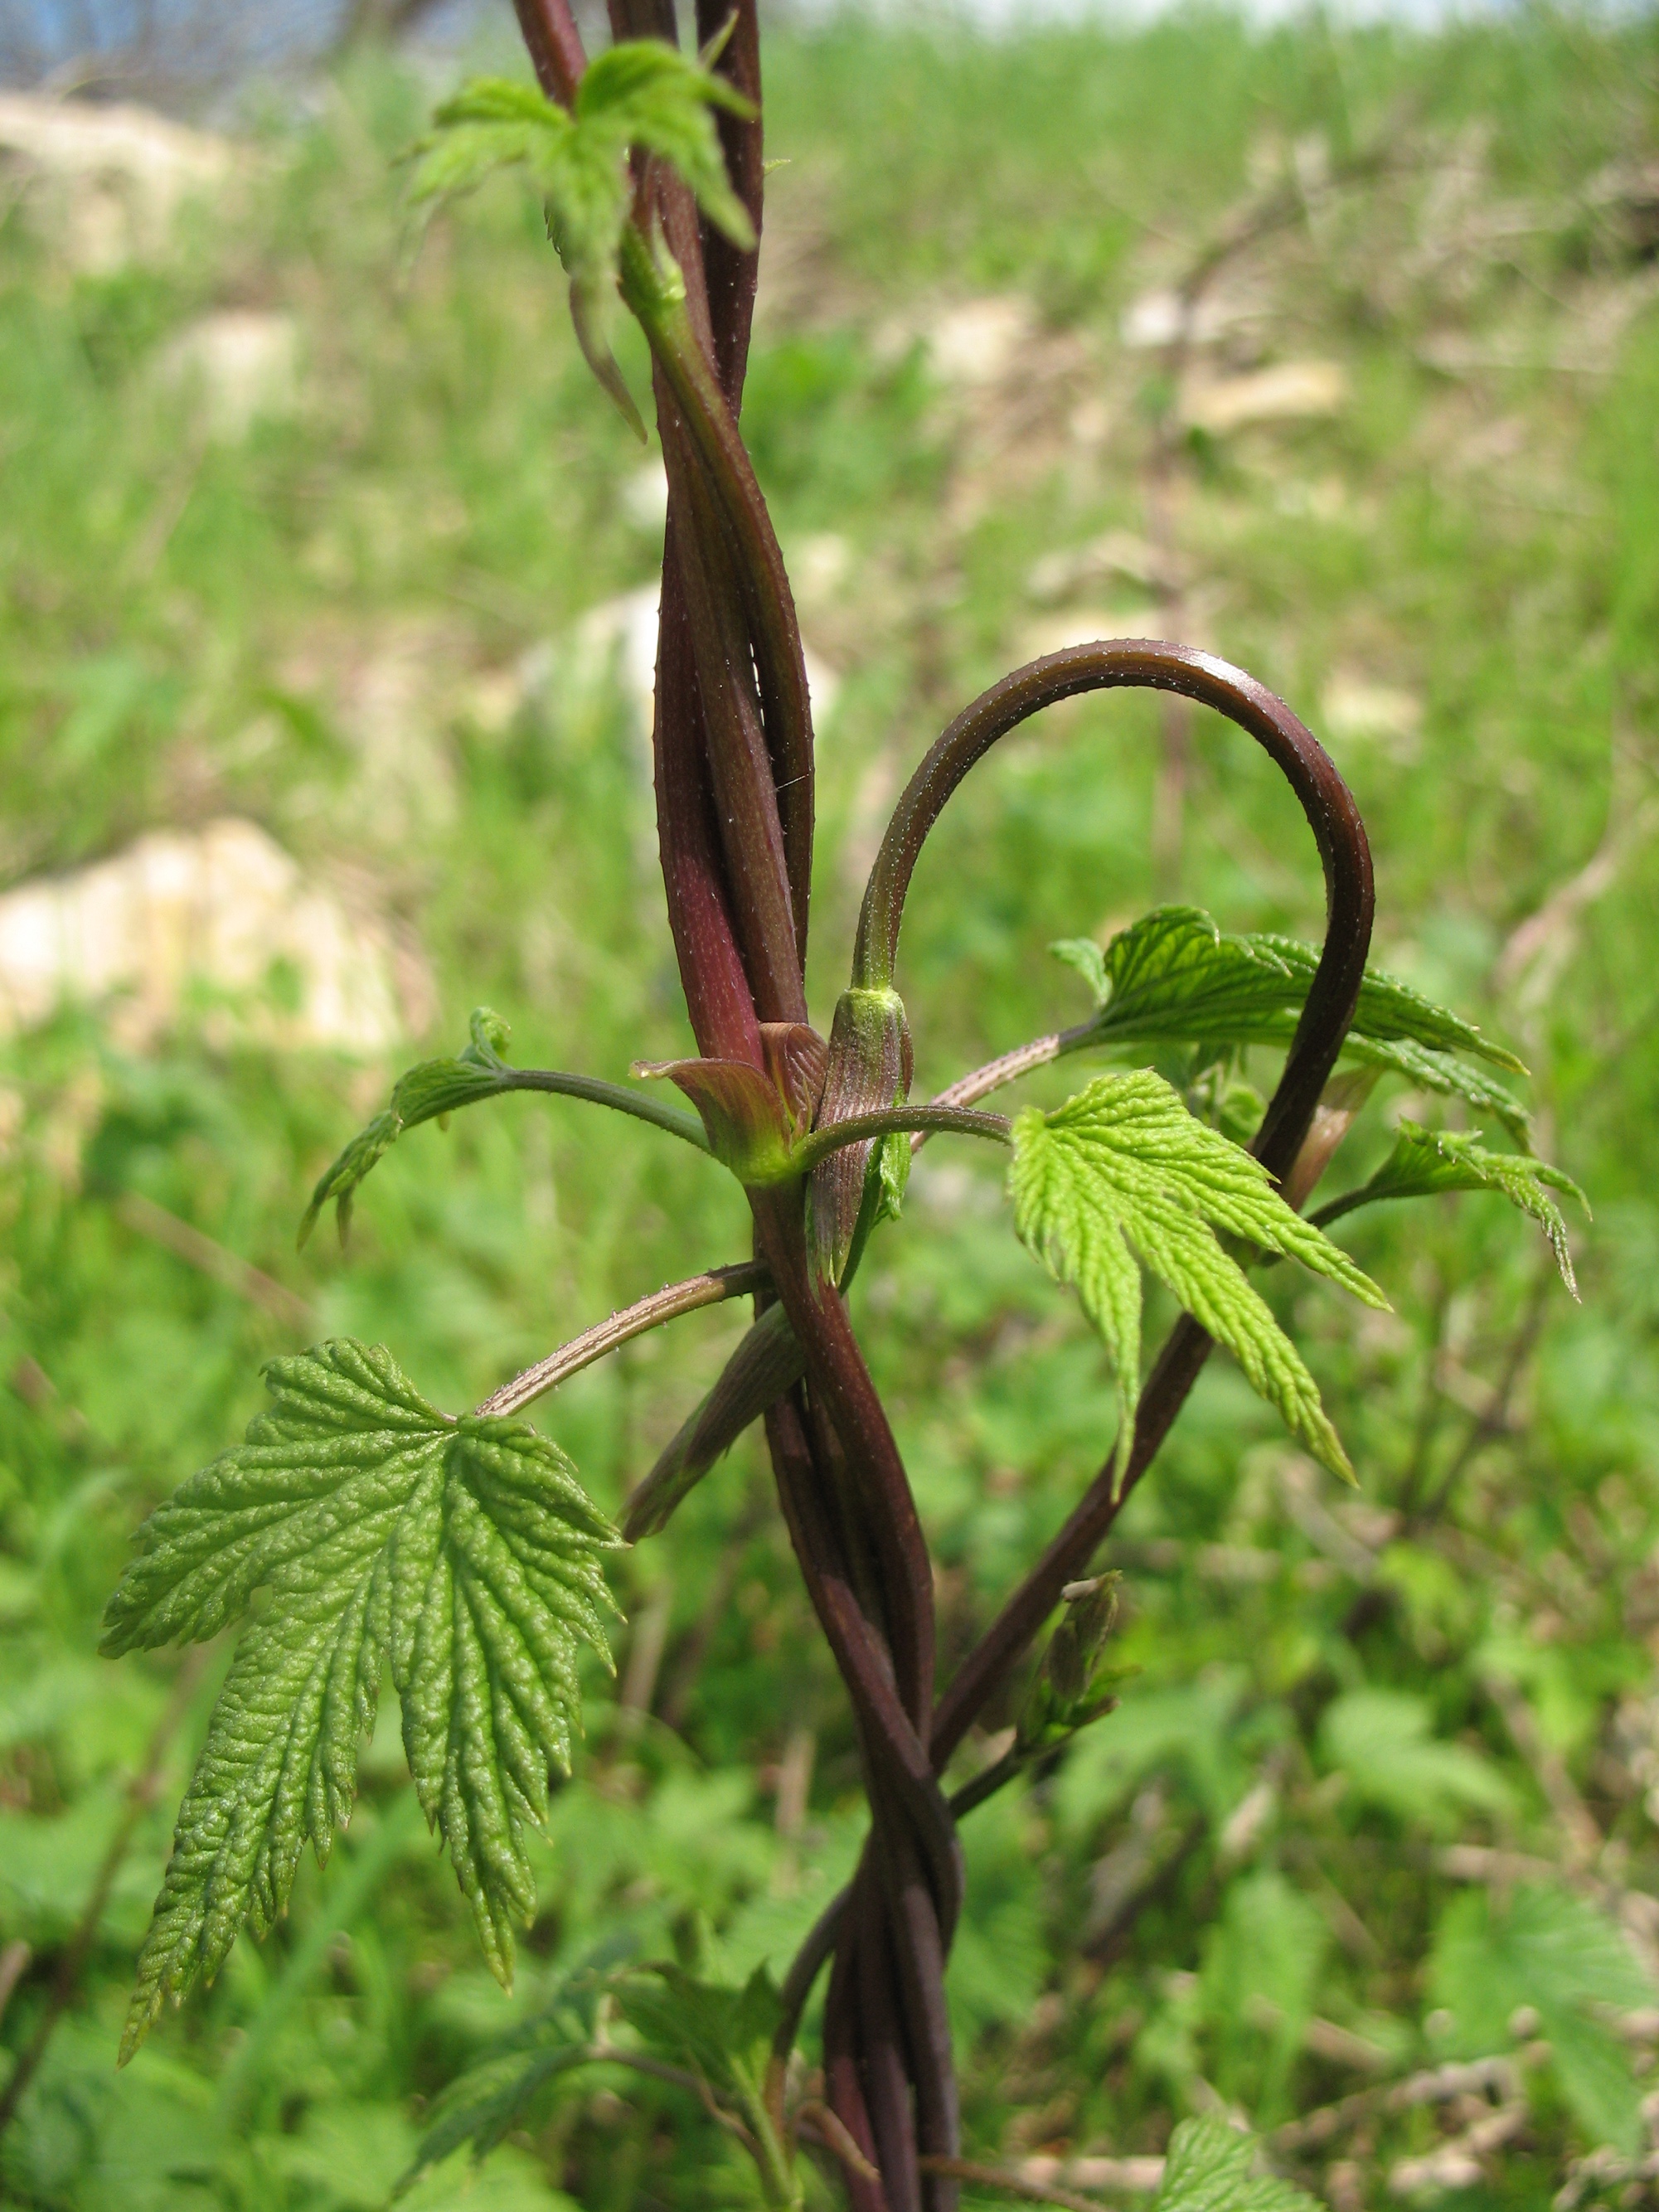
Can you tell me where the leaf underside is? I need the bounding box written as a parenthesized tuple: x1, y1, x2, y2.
(1010, 1071, 1386, 1485)
(1325, 1119, 1588, 1293)
(101, 1339, 620, 2058)
(1055, 905, 1531, 1141)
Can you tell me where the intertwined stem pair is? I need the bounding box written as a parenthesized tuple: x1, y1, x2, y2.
(511, 5, 1374, 2202)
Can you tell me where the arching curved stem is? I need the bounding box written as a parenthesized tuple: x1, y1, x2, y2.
(853, 639, 1374, 1170)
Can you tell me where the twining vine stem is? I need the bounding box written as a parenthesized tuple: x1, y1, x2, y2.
(504, 8, 1374, 2207)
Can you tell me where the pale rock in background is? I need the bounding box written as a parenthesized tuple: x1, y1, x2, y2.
(158, 309, 300, 442)
(1320, 673, 1424, 763)
(1181, 358, 1348, 434)
(922, 294, 1034, 386)
(0, 91, 236, 273)
(0, 818, 429, 1053)
(280, 618, 462, 845)
(787, 531, 852, 614)
(620, 459, 670, 536)
(1027, 528, 1175, 605)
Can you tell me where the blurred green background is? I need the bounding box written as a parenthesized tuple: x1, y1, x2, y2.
(2, 6, 1658, 2205)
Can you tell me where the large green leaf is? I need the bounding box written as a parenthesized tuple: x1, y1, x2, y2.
(1059, 906, 1522, 1065)
(1052, 907, 1531, 1140)
(101, 1341, 621, 2055)
(1152, 2115, 1320, 2212)
(1009, 1072, 1385, 1483)
(1316, 1120, 1587, 1292)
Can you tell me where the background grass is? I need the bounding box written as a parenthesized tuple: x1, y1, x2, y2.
(2, 5, 1659, 2205)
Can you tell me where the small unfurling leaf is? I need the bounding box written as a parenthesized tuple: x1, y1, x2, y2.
(301, 1008, 512, 1246)
(102, 1340, 620, 2055)
(1010, 1072, 1385, 1485)
(1317, 1120, 1588, 1293)
(405, 46, 754, 424)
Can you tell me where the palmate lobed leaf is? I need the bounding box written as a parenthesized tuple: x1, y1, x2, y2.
(1060, 905, 1522, 1067)
(1054, 906, 1532, 1141)
(1010, 1072, 1386, 1485)
(1320, 1119, 1588, 1293)
(101, 1340, 621, 2059)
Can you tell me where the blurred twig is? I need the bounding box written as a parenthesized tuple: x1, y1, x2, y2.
(1482, 1668, 1603, 1871)
(0, 1645, 209, 2139)
(113, 1190, 312, 1332)
(0, 1941, 31, 2031)
(919, 2154, 1113, 2212)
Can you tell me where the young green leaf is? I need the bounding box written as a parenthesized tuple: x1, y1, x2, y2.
(301, 1009, 709, 1246)
(615, 1962, 783, 2099)
(614, 1965, 796, 2204)
(399, 1938, 633, 2189)
(1060, 906, 1521, 1068)
(405, 47, 755, 426)
(1316, 1121, 1587, 1293)
(1152, 2115, 1320, 2212)
(1319, 1689, 1515, 1829)
(300, 1007, 513, 1245)
(101, 1340, 621, 2056)
(1009, 1072, 1386, 1485)
(1430, 1884, 1653, 2154)
(1052, 908, 1527, 1140)
(576, 41, 755, 250)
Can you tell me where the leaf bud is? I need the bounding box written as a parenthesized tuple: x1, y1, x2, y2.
(808, 987, 913, 1283)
